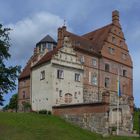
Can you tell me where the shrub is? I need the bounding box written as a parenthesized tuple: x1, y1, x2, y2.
(48, 111, 52, 115)
(38, 110, 48, 114)
(112, 126, 117, 131)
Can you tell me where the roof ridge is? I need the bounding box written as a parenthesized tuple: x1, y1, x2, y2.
(37, 34, 56, 45)
(82, 23, 112, 37)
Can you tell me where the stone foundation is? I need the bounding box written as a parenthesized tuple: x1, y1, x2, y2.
(53, 102, 110, 134)
(53, 101, 133, 135)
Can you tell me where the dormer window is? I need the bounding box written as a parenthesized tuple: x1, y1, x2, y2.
(47, 43, 52, 51)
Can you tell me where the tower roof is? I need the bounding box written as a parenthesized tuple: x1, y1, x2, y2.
(36, 35, 57, 45)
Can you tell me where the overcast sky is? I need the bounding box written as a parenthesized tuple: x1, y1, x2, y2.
(1, 0, 140, 107)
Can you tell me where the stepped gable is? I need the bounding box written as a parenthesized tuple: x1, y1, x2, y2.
(18, 58, 32, 80)
(82, 24, 112, 52)
(32, 47, 59, 68)
(64, 30, 99, 55)
(36, 35, 57, 45)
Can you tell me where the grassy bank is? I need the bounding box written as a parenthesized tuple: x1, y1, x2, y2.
(0, 112, 139, 140)
(133, 111, 140, 133)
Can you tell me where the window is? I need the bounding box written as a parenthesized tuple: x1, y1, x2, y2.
(80, 56, 85, 64)
(89, 71, 91, 83)
(39, 44, 45, 53)
(40, 70, 45, 80)
(74, 92, 77, 99)
(39, 45, 42, 53)
(56, 88, 58, 92)
(23, 91, 26, 99)
(47, 43, 52, 51)
(22, 80, 26, 86)
(105, 77, 110, 88)
(120, 40, 123, 47)
(91, 74, 97, 85)
(57, 70, 64, 79)
(59, 90, 62, 97)
(112, 37, 116, 44)
(123, 70, 127, 77)
(108, 47, 115, 54)
(105, 63, 110, 72)
(75, 73, 80, 82)
(92, 58, 97, 66)
(65, 93, 72, 103)
(42, 43, 46, 52)
(122, 53, 127, 60)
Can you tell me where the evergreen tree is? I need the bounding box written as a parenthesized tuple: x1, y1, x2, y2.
(9, 93, 18, 111)
(0, 24, 20, 106)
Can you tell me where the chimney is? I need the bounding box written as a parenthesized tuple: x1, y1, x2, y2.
(57, 26, 67, 48)
(112, 10, 121, 27)
(62, 25, 66, 32)
(34, 47, 37, 56)
(58, 27, 62, 41)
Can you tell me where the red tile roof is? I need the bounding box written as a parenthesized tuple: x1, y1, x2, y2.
(82, 24, 112, 52)
(19, 23, 113, 79)
(63, 31, 99, 55)
(18, 58, 32, 80)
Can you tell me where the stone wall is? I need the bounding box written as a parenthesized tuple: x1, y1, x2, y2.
(53, 103, 110, 134)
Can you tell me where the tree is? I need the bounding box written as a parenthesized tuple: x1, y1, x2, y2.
(0, 24, 20, 106)
(23, 102, 31, 112)
(2, 104, 9, 111)
(9, 93, 18, 112)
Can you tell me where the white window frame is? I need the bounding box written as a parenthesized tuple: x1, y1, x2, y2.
(74, 92, 77, 99)
(57, 69, 64, 79)
(108, 47, 115, 54)
(91, 74, 97, 85)
(92, 58, 97, 66)
(40, 70, 45, 80)
(105, 77, 110, 88)
(89, 72, 91, 83)
(80, 56, 85, 64)
(75, 73, 80, 82)
(59, 90, 62, 97)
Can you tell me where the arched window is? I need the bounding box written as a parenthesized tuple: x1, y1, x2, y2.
(64, 93, 72, 103)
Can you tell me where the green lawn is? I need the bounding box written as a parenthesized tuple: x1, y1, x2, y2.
(0, 112, 139, 140)
(133, 111, 140, 133)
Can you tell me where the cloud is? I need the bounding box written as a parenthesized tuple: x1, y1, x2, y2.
(6, 12, 65, 67)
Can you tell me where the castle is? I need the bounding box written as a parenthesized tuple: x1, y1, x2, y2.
(18, 10, 134, 134)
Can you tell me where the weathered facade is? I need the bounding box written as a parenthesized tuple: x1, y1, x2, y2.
(18, 59, 31, 111)
(31, 37, 84, 111)
(18, 10, 133, 134)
